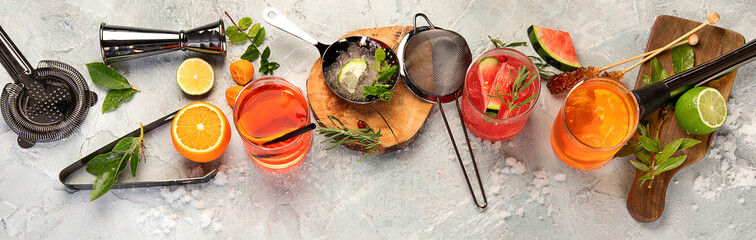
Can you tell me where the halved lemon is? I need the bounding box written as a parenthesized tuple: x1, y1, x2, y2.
(177, 58, 215, 95)
(171, 102, 231, 162)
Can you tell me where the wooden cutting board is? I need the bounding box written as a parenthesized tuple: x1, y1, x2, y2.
(626, 15, 745, 223)
(306, 26, 434, 154)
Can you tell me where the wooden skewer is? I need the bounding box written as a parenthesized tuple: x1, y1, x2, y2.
(622, 13, 719, 73)
(596, 34, 699, 72)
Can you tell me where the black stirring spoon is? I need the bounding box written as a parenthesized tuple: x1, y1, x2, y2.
(261, 123, 317, 146)
(632, 38, 756, 118)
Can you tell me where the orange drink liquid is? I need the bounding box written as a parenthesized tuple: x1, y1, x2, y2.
(233, 77, 312, 170)
(550, 78, 639, 169)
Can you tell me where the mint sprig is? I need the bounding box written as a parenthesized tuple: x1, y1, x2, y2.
(361, 48, 396, 102)
(224, 12, 279, 75)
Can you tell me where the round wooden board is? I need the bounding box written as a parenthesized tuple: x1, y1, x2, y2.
(307, 26, 433, 155)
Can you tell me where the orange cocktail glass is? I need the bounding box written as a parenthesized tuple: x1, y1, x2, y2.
(550, 78, 639, 169)
(233, 77, 312, 170)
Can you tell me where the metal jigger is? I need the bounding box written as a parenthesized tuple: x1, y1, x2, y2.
(100, 20, 226, 64)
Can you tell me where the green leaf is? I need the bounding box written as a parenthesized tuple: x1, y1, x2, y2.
(655, 155, 686, 174)
(505, 42, 527, 47)
(86, 152, 122, 175)
(637, 135, 659, 153)
(247, 23, 261, 38)
(229, 34, 248, 43)
(678, 138, 701, 151)
(90, 166, 118, 201)
(648, 57, 669, 85)
(112, 137, 138, 152)
(489, 36, 504, 48)
(225, 26, 241, 36)
(509, 92, 536, 110)
(630, 160, 650, 172)
(266, 62, 280, 74)
(671, 43, 695, 74)
(657, 138, 684, 165)
(262, 46, 271, 60)
(86, 62, 131, 90)
(642, 74, 652, 86)
(375, 48, 386, 63)
(238, 17, 253, 30)
(240, 45, 260, 61)
(713, 70, 735, 81)
(102, 88, 137, 113)
(130, 147, 139, 177)
(635, 149, 652, 165)
(639, 172, 652, 187)
(253, 28, 265, 46)
(637, 123, 649, 137)
(615, 141, 639, 158)
(375, 66, 397, 83)
(363, 84, 393, 102)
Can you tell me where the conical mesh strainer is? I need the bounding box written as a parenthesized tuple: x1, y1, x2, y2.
(401, 14, 487, 209)
(0, 26, 97, 148)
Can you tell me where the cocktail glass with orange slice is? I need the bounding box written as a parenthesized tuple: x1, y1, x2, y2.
(233, 77, 312, 170)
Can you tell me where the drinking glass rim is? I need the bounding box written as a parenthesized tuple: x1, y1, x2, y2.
(559, 77, 640, 151)
(233, 76, 311, 151)
(463, 48, 541, 121)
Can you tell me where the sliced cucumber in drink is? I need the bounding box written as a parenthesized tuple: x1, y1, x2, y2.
(485, 100, 501, 118)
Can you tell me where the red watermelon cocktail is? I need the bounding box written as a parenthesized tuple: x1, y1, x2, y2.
(460, 48, 541, 141)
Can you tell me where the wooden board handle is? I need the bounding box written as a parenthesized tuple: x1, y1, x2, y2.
(626, 169, 672, 222)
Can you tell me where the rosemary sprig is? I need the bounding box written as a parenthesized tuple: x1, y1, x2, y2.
(487, 66, 536, 117)
(317, 115, 382, 161)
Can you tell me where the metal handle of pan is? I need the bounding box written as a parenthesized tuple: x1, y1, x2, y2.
(412, 13, 436, 35)
(437, 98, 488, 209)
(262, 7, 319, 46)
(0, 25, 34, 81)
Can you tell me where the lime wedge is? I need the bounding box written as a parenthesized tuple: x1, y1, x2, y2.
(338, 59, 368, 84)
(675, 87, 727, 135)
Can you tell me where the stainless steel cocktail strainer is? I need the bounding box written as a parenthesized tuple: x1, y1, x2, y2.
(401, 14, 487, 209)
(0, 26, 97, 148)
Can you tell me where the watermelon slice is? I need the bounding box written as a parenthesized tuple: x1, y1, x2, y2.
(528, 25, 581, 71)
(485, 64, 516, 118)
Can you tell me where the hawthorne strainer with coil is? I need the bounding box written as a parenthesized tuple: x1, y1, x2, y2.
(401, 13, 487, 209)
(0, 26, 97, 148)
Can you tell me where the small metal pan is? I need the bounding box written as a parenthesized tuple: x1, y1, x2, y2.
(262, 7, 398, 104)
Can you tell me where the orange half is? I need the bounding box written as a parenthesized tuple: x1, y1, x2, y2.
(171, 102, 231, 162)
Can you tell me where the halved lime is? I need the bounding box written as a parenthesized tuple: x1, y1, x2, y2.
(338, 59, 368, 83)
(674, 86, 727, 135)
(176, 58, 214, 95)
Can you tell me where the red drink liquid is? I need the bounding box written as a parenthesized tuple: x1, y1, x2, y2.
(233, 77, 312, 170)
(461, 48, 541, 141)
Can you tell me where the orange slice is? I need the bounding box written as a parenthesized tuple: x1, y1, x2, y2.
(171, 102, 231, 162)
